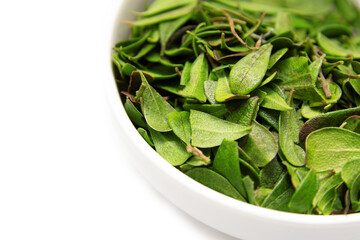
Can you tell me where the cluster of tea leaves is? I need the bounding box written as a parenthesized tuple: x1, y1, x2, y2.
(112, 0, 360, 214)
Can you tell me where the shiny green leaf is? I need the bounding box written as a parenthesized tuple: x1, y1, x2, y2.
(243, 121, 278, 167)
(343, 116, 360, 134)
(306, 128, 360, 172)
(190, 110, 252, 148)
(141, 72, 176, 132)
(150, 129, 191, 166)
(179, 53, 209, 102)
(185, 168, 246, 201)
(229, 44, 273, 95)
(299, 107, 360, 142)
(168, 111, 191, 145)
(261, 173, 294, 212)
(288, 170, 319, 213)
(279, 93, 306, 166)
(341, 159, 360, 188)
(213, 139, 247, 199)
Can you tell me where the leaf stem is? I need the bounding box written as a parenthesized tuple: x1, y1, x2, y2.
(318, 71, 332, 99)
(186, 146, 211, 165)
(222, 11, 259, 50)
(134, 83, 146, 103)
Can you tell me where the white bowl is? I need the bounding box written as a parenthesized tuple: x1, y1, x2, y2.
(104, 1, 360, 239)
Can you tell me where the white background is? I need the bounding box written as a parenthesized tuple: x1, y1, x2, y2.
(0, 0, 238, 239)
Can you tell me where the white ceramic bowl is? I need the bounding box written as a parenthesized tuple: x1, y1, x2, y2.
(104, 1, 360, 239)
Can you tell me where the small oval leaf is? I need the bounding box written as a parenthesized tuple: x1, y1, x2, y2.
(306, 128, 360, 172)
(229, 44, 273, 95)
(190, 110, 252, 148)
(141, 72, 176, 132)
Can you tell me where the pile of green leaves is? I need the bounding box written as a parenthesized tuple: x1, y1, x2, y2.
(112, 0, 360, 214)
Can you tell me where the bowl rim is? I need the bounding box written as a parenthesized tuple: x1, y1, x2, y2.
(104, 0, 360, 226)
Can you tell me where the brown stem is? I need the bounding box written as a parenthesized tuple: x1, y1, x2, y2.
(175, 67, 182, 77)
(121, 91, 136, 103)
(348, 74, 360, 79)
(210, 17, 246, 25)
(318, 71, 332, 99)
(223, 11, 259, 50)
(213, 50, 251, 61)
(186, 146, 211, 165)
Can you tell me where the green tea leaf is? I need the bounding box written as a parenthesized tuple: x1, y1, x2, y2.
(279, 93, 306, 166)
(258, 86, 292, 111)
(146, 51, 183, 68)
(239, 157, 261, 187)
(281, 161, 309, 189)
(149, 128, 191, 166)
(180, 61, 192, 86)
(183, 104, 227, 118)
(190, 110, 252, 148)
(226, 97, 259, 126)
(243, 176, 256, 205)
(141, 72, 176, 132)
(165, 47, 193, 56)
(261, 173, 295, 212)
(204, 80, 218, 104)
(130, 4, 196, 27)
(306, 128, 360, 172)
(258, 108, 280, 131)
(275, 12, 293, 34)
(229, 44, 273, 95)
(343, 116, 360, 134)
(317, 33, 360, 58)
(259, 72, 277, 87)
(159, 14, 191, 55)
(215, 70, 235, 102)
(180, 149, 211, 172)
(341, 159, 360, 188)
(335, 0, 358, 23)
(350, 174, 360, 211)
(242, 121, 278, 167)
(274, 56, 309, 82)
(274, 56, 324, 102)
(349, 78, 360, 95)
(168, 111, 191, 145)
(133, 0, 196, 17)
(255, 188, 272, 206)
(129, 43, 156, 61)
(299, 107, 360, 142)
(185, 168, 246, 201)
(213, 139, 247, 199)
(268, 48, 289, 69)
(288, 170, 319, 213)
(301, 103, 325, 119)
(260, 157, 286, 188)
(120, 30, 153, 53)
(124, 98, 147, 128)
(179, 53, 209, 102)
(313, 173, 343, 215)
(137, 128, 154, 147)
